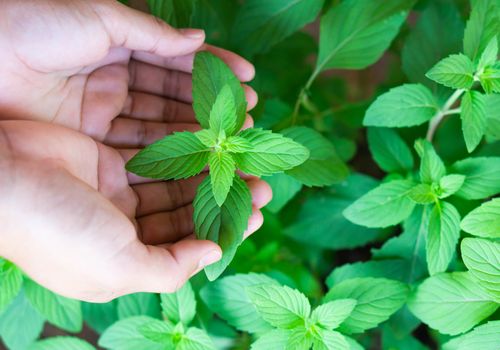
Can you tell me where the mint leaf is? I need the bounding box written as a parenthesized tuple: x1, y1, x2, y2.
(24, 279, 82, 333)
(193, 176, 252, 280)
(324, 277, 409, 334)
(193, 51, 247, 133)
(234, 128, 309, 177)
(195, 130, 217, 148)
(209, 85, 237, 137)
(408, 184, 436, 204)
(477, 37, 499, 72)
(326, 260, 411, 287)
(367, 128, 414, 173)
(224, 136, 253, 153)
(177, 328, 215, 350)
(364, 84, 438, 127)
(263, 173, 302, 213)
(343, 180, 416, 228)
(426, 201, 461, 276)
(451, 157, 500, 199)
(246, 284, 311, 329)
(461, 91, 487, 152)
(286, 327, 312, 349)
(408, 272, 498, 335)
(126, 132, 209, 180)
(232, 0, 323, 57)
(317, 0, 414, 71)
(99, 316, 163, 350)
(311, 299, 357, 330)
(200, 273, 278, 334)
(463, 0, 500, 63)
(0, 261, 22, 314)
(438, 174, 465, 198)
(117, 293, 161, 320)
(426, 54, 475, 89)
(209, 152, 235, 206)
(461, 198, 500, 238)
(312, 329, 349, 350)
(415, 139, 446, 184)
(480, 63, 500, 94)
(160, 282, 196, 326)
(138, 319, 174, 345)
(29, 337, 96, 350)
(443, 321, 500, 350)
(147, 0, 195, 28)
(281, 126, 348, 186)
(250, 329, 290, 350)
(461, 238, 500, 302)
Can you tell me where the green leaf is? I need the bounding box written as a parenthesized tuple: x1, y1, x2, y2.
(0, 291, 45, 350)
(480, 63, 500, 94)
(312, 329, 349, 350)
(147, 0, 195, 27)
(367, 128, 414, 173)
(317, 0, 414, 71)
(463, 0, 500, 63)
(251, 329, 290, 350)
(193, 51, 247, 132)
(82, 301, 118, 334)
(451, 157, 500, 199)
(364, 84, 439, 127)
(485, 94, 500, 141)
(311, 299, 357, 330)
(426, 202, 461, 276)
(324, 277, 409, 334)
(478, 36, 499, 72)
(24, 279, 82, 333)
(426, 54, 475, 89)
(246, 284, 311, 329)
(126, 132, 209, 180)
(161, 282, 196, 326)
(408, 272, 498, 335)
(195, 129, 217, 148)
(281, 126, 348, 186)
(286, 327, 312, 349)
(232, 0, 324, 57)
(402, 1, 464, 88)
(117, 293, 161, 320)
(343, 180, 416, 228)
(0, 261, 22, 313)
(415, 139, 446, 184)
(225, 136, 253, 153)
(193, 176, 252, 280)
(99, 316, 163, 350)
(461, 238, 500, 302)
(209, 152, 235, 206)
(29, 337, 96, 350)
(438, 174, 465, 198)
(443, 321, 500, 350)
(138, 319, 174, 345)
(234, 129, 309, 177)
(461, 198, 500, 238)
(263, 173, 302, 213)
(461, 91, 487, 152)
(209, 85, 237, 136)
(408, 184, 436, 204)
(177, 327, 215, 350)
(200, 273, 278, 334)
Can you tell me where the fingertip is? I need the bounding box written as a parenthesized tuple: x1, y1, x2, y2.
(244, 85, 258, 111)
(242, 114, 254, 130)
(244, 208, 264, 239)
(248, 180, 273, 209)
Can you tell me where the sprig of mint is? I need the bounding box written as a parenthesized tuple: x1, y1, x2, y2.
(126, 51, 310, 280)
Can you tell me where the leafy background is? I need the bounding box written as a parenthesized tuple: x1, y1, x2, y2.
(1, 0, 499, 349)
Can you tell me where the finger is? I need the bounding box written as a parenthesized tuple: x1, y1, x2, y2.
(129, 240, 221, 293)
(138, 205, 194, 245)
(247, 180, 273, 209)
(244, 208, 264, 239)
(104, 118, 200, 148)
(132, 44, 255, 82)
(133, 175, 206, 216)
(122, 92, 196, 123)
(100, 1, 205, 56)
(244, 85, 258, 111)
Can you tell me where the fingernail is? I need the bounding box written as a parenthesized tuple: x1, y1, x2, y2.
(179, 29, 205, 39)
(198, 250, 222, 269)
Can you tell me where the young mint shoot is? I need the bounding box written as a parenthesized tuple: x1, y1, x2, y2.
(126, 51, 310, 280)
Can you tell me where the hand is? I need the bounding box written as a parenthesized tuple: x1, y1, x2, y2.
(0, 0, 257, 146)
(0, 121, 271, 302)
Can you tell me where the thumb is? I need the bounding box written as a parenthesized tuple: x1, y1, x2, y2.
(98, 1, 205, 56)
(130, 239, 222, 294)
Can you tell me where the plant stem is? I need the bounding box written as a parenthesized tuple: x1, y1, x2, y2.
(426, 89, 465, 141)
(291, 68, 321, 125)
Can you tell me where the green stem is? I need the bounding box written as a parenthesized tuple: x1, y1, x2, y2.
(291, 68, 321, 125)
(426, 89, 465, 141)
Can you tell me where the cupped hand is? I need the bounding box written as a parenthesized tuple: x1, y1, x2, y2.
(0, 0, 257, 145)
(0, 121, 271, 302)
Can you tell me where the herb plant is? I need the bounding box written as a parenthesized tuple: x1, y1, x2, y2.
(1, 0, 500, 349)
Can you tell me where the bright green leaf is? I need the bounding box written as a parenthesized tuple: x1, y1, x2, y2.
(478, 36, 499, 72)
(209, 85, 236, 136)
(177, 327, 215, 350)
(138, 319, 174, 345)
(367, 128, 414, 173)
(443, 321, 500, 350)
(312, 329, 349, 350)
(415, 139, 446, 184)
(461, 91, 487, 152)
(250, 329, 290, 350)
(99, 316, 163, 350)
(426, 54, 475, 89)
(480, 63, 500, 94)
(311, 299, 357, 330)
(161, 282, 196, 326)
(451, 157, 500, 199)
(0, 261, 23, 314)
(209, 152, 235, 206)
(117, 293, 161, 320)
(408, 184, 436, 204)
(263, 173, 302, 213)
(438, 174, 465, 198)
(461, 198, 500, 238)
(29, 337, 96, 350)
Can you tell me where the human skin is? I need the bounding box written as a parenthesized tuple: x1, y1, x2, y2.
(0, 0, 271, 302)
